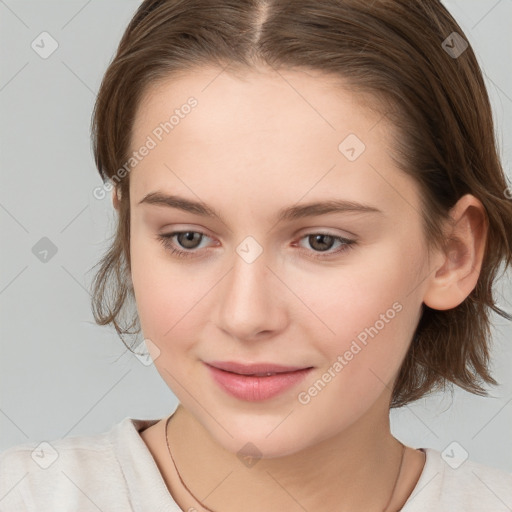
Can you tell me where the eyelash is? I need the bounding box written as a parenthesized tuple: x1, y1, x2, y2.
(156, 230, 356, 260)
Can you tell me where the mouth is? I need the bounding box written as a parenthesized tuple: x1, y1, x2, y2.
(204, 361, 314, 402)
(205, 360, 313, 376)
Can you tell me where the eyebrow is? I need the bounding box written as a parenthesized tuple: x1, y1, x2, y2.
(138, 192, 383, 224)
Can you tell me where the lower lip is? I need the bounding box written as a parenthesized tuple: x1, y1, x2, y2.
(205, 364, 313, 402)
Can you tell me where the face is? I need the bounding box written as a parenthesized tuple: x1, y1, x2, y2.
(128, 65, 431, 457)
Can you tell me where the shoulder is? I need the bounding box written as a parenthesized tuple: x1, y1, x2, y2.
(0, 417, 157, 512)
(402, 447, 512, 511)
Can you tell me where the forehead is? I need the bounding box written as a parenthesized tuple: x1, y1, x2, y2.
(132, 65, 386, 147)
(129, 66, 421, 221)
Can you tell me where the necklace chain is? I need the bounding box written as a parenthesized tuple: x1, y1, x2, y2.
(164, 414, 406, 512)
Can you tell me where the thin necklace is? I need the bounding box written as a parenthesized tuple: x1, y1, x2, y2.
(164, 414, 406, 512)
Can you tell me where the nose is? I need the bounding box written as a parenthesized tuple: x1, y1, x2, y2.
(215, 247, 288, 342)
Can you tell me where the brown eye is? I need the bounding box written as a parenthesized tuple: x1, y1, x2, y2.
(175, 231, 204, 250)
(307, 234, 336, 252)
(296, 232, 356, 260)
(156, 230, 213, 259)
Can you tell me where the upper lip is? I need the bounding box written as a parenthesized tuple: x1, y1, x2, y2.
(205, 361, 312, 375)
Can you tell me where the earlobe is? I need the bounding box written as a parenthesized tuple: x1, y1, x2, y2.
(423, 194, 488, 311)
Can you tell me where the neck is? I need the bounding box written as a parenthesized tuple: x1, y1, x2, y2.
(165, 399, 410, 512)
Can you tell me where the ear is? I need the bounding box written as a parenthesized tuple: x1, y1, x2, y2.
(112, 186, 121, 210)
(423, 194, 488, 310)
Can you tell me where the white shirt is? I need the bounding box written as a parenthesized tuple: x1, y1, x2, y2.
(1, 401, 511, 511)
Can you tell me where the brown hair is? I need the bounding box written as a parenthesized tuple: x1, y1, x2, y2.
(90, 0, 512, 408)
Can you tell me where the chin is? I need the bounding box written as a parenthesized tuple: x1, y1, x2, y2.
(204, 415, 317, 460)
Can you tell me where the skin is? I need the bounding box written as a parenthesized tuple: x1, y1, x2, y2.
(115, 65, 488, 511)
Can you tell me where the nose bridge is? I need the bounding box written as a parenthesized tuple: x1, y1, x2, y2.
(225, 238, 270, 310)
(216, 236, 283, 338)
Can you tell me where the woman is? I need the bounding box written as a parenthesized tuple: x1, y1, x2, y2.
(1, 1, 511, 510)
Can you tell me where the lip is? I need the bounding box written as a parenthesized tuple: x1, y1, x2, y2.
(204, 361, 313, 402)
(206, 360, 310, 375)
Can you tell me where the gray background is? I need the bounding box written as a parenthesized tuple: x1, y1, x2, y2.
(1, 0, 511, 473)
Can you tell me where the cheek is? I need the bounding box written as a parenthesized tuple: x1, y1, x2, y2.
(292, 295, 416, 424)
(130, 231, 191, 338)
(132, 267, 201, 339)
(295, 240, 422, 387)
(130, 231, 220, 360)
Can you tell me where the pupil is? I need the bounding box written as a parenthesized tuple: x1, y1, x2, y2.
(311, 234, 333, 251)
(180, 232, 200, 249)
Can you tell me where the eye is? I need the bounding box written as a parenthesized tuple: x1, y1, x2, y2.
(156, 230, 356, 260)
(156, 230, 214, 259)
(294, 232, 356, 259)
